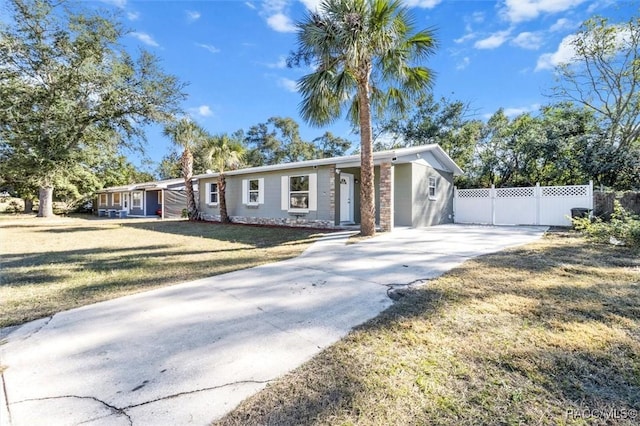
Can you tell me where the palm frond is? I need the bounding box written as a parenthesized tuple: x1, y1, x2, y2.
(292, 0, 437, 127)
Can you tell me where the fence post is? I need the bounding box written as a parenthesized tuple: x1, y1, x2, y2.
(453, 186, 457, 223)
(535, 183, 540, 225)
(589, 180, 594, 214)
(490, 184, 496, 225)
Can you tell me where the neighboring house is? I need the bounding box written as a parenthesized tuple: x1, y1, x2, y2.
(194, 145, 463, 231)
(96, 178, 198, 219)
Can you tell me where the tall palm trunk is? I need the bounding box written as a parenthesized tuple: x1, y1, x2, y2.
(181, 148, 197, 220)
(217, 174, 231, 223)
(358, 74, 376, 237)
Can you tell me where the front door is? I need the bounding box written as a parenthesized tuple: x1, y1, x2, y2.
(340, 173, 354, 223)
(122, 193, 129, 214)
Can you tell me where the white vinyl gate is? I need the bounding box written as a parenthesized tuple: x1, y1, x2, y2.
(454, 182, 593, 227)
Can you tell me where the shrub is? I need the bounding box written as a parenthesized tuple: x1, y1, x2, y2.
(5, 200, 22, 214)
(573, 201, 640, 247)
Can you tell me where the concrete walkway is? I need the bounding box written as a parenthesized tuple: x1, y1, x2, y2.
(0, 224, 547, 426)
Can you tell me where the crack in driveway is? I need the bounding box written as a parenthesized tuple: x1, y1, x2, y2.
(9, 315, 54, 343)
(9, 380, 271, 425)
(124, 379, 272, 411)
(2, 370, 12, 426)
(11, 394, 132, 426)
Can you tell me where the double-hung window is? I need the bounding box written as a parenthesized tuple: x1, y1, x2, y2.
(208, 182, 218, 205)
(132, 191, 143, 209)
(99, 193, 107, 206)
(113, 193, 121, 205)
(289, 176, 309, 210)
(248, 179, 260, 204)
(428, 177, 437, 199)
(242, 178, 264, 205)
(281, 173, 316, 212)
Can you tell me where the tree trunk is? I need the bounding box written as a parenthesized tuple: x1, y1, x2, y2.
(37, 185, 54, 217)
(181, 149, 198, 220)
(23, 198, 34, 214)
(358, 79, 376, 237)
(218, 174, 231, 223)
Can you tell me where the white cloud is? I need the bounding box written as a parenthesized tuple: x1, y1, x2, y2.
(278, 77, 298, 92)
(267, 13, 297, 33)
(456, 57, 470, 70)
(455, 14, 485, 44)
(130, 32, 159, 47)
(474, 30, 511, 49)
(402, 0, 443, 8)
(300, 0, 322, 10)
(511, 31, 543, 50)
(549, 18, 575, 32)
(260, 0, 298, 33)
(196, 43, 220, 54)
(535, 34, 577, 71)
(587, 0, 616, 13)
(245, 2, 256, 10)
(503, 103, 541, 117)
(127, 11, 140, 21)
(536, 24, 632, 71)
(471, 11, 485, 23)
(267, 55, 288, 69)
(500, 0, 586, 23)
(186, 10, 201, 22)
(189, 105, 213, 117)
(454, 30, 477, 44)
(100, 0, 127, 8)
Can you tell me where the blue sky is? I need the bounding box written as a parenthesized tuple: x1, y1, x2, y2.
(94, 0, 636, 170)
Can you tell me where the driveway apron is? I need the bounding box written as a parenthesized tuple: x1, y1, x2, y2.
(0, 224, 547, 426)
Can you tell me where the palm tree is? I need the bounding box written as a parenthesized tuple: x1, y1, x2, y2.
(163, 118, 206, 220)
(203, 133, 245, 223)
(292, 0, 437, 236)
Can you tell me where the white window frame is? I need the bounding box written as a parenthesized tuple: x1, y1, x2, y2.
(207, 182, 219, 206)
(242, 178, 264, 206)
(248, 179, 260, 204)
(132, 191, 143, 209)
(99, 193, 107, 206)
(281, 174, 316, 213)
(113, 192, 121, 205)
(157, 191, 162, 204)
(289, 175, 309, 211)
(428, 176, 437, 200)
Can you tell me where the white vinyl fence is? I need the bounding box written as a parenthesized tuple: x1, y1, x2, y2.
(454, 182, 593, 227)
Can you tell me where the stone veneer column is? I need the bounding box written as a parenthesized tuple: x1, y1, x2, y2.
(379, 162, 394, 232)
(328, 165, 336, 224)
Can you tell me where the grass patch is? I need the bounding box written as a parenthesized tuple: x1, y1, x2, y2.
(0, 216, 321, 327)
(214, 230, 640, 426)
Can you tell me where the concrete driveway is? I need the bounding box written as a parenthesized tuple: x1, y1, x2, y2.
(0, 224, 547, 426)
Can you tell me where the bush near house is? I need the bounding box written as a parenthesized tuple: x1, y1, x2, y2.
(0, 197, 24, 214)
(573, 201, 640, 247)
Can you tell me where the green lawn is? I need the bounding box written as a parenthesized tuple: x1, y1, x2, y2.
(215, 231, 640, 426)
(0, 215, 321, 327)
